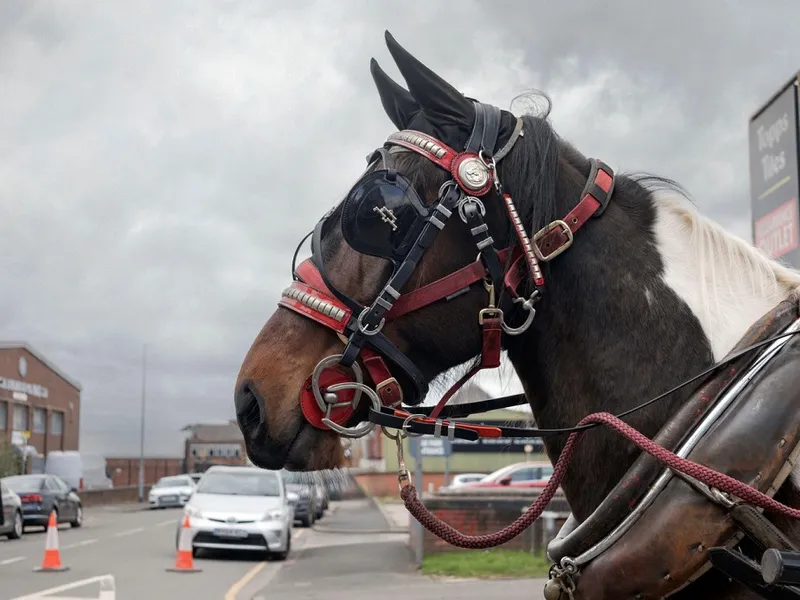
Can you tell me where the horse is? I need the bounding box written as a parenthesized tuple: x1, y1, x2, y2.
(234, 30, 800, 599)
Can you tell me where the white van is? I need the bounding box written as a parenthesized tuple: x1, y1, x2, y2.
(44, 451, 113, 491)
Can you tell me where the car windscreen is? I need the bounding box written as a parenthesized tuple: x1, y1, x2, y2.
(153, 476, 190, 488)
(3, 476, 45, 494)
(196, 472, 280, 496)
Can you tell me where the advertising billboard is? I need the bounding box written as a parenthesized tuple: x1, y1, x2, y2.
(749, 75, 800, 268)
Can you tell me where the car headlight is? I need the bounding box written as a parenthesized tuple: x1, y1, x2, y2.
(184, 505, 203, 519)
(261, 509, 284, 522)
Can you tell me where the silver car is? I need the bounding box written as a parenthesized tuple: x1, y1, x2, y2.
(0, 480, 23, 540)
(149, 475, 196, 509)
(179, 465, 294, 560)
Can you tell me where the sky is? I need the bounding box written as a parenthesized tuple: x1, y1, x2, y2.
(1, 0, 799, 457)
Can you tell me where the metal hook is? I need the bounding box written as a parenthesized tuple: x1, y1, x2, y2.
(501, 295, 537, 336)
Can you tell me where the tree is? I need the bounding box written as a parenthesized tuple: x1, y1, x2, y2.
(0, 442, 21, 478)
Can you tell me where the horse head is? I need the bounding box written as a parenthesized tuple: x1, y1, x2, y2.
(234, 30, 554, 471)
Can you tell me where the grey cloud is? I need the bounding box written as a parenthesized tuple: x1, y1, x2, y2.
(0, 1, 796, 455)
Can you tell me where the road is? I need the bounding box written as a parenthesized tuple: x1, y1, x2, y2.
(0, 499, 547, 600)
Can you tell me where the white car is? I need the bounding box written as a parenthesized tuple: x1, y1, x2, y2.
(180, 465, 294, 560)
(438, 473, 489, 492)
(148, 475, 196, 509)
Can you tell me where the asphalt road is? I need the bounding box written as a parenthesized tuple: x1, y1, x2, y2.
(0, 503, 303, 600)
(0, 499, 547, 600)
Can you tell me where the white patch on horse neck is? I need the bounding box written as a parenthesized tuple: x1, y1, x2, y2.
(651, 192, 800, 362)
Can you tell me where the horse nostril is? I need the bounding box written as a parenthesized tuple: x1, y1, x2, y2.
(235, 382, 267, 430)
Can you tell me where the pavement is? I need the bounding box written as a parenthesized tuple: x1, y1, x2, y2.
(244, 498, 549, 600)
(0, 499, 548, 600)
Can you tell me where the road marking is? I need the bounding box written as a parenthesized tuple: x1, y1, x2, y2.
(0, 556, 26, 565)
(112, 527, 144, 538)
(225, 561, 268, 600)
(155, 519, 176, 527)
(62, 538, 98, 549)
(9, 574, 115, 600)
(224, 528, 306, 600)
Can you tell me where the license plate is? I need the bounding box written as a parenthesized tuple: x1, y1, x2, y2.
(161, 496, 177, 503)
(22, 504, 40, 512)
(213, 528, 248, 538)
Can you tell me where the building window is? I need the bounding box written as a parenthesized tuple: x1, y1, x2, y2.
(33, 408, 47, 434)
(234, 447, 240, 457)
(51, 411, 64, 436)
(13, 405, 29, 431)
(0, 402, 6, 430)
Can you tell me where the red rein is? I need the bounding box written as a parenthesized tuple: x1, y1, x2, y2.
(399, 412, 800, 549)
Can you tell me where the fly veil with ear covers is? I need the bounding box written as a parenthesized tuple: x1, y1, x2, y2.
(279, 31, 615, 438)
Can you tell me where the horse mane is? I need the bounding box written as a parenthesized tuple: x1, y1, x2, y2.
(501, 90, 800, 314)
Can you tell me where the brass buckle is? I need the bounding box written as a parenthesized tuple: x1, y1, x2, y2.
(478, 279, 503, 324)
(533, 220, 574, 262)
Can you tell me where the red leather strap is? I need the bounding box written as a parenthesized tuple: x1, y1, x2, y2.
(503, 253, 527, 300)
(536, 164, 614, 258)
(393, 409, 504, 438)
(295, 259, 335, 296)
(481, 316, 502, 370)
(278, 282, 352, 335)
(386, 130, 460, 175)
(361, 350, 403, 407)
(386, 248, 513, 319)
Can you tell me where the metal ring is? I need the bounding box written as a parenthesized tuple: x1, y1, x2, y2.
(310, 354, 364, 414)
(380, 425, 407, 441)
(457, 196, 486, 223)
(560, 556, 577, 574)
(502, 296, 536, 336)
(437, 179, 458, 199)
(357, 308, 385, 336)
(401, 413, 428, 438)
(320, 380, 381, 438)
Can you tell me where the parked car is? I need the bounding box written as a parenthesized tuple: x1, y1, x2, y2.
(180, 465, 294, 560)
(45, 451, 113, 491)
(438, 473, 489, 492)
(0, 480, 23, 540)
(148, 475, 196, 509)
(313, 481, 328, 520)
(2, 474, 83, 530)
(462, 462, 554, 489)
(280, 470, 318, 527)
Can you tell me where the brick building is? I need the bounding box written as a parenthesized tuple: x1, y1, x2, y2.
(182, 420, 247, 473)
(0, 343, 81, 457)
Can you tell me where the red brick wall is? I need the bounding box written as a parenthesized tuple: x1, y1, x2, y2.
(418, 495, 571, 555)
(354, 471, 449, 497)
(106, 457, 184, 487)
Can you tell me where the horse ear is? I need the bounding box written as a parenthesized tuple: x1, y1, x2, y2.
(370, 58, 420, 130)
(383, 30, 473, 127)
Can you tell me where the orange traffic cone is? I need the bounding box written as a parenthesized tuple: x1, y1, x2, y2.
(167, 515, 201, 573)
(33, 510, 69, 572)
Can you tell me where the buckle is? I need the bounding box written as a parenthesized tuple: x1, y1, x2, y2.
(533, 220, 574, 262)
(375, 376, 403, 407)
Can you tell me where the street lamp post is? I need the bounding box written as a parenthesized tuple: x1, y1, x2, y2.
(137, 344, 147, 503)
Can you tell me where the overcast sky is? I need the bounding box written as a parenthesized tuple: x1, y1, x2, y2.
(1, 1, 798, 457)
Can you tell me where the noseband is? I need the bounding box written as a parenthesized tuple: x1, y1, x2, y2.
(278, 102, 615, 438)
